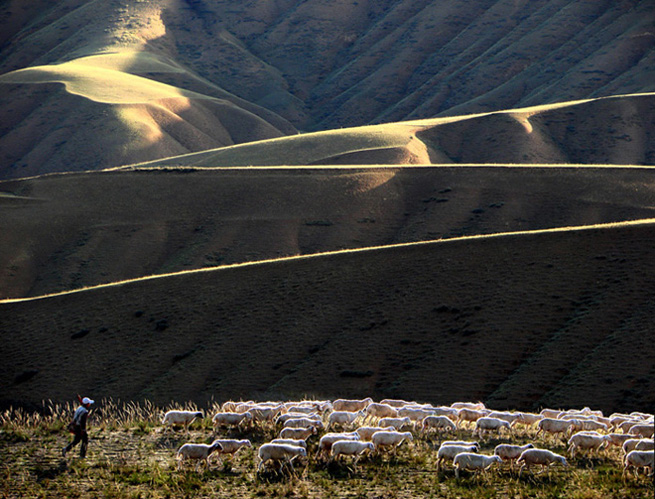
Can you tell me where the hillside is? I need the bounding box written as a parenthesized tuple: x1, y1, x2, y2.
(1, 1, 654, 177)
(2, 220, 655, 413)
(2, 164, 655, 299)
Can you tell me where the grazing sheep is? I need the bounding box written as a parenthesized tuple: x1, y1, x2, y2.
(365, 403, 399, 422)
(328, 410, 363, 428)
(517, 448, 568, 476)
(276, 412, 319, 424)
(378, 416, 412, 430)
(570, 419, 609, 433)
(430, 406, 460, 418)
(606, 433, 637, 448)
(317, 432, 361, 457)
(176, 441, 223, 470)
(421, 415, 457, 433)
(457, 408, 486, 428)
(271, 438, 307, 449)
(162, 410, 203, 432)
(536, 418, 575, 438)
(436, 444, 478, 470)
(212, 412, 252, 429)
(282, 417, 324, 430)
(618, 420, 640, 434)
(380, 398, 411, 408)
(332, 398, 373, 412)
(540, 408, 563, 419)
(494, 443, 534, 469)
(487, 411, 522, 426)
(211, 439, 252, 456)
(398, 407, 436, 421)
(515, 412, 543, 427)
(629, 424, 655, 439)
(453, 453, 502, 478)
(330, 440, 375, 466)
(567, 432, 610, 457)
(257, 443, 307, 474)
(623, 438, 654, 454)
(247, 406, 282, 423)
(623, 450, 654, 479)
(441, 440, 480, 450)
(279, 426, 317, 440)
(355, 426, 394, 441)
(451, 402, 486, 411)
(635, 439, 655, 451)
(371, 431, 413, 451)
(475, 417, 511, 437)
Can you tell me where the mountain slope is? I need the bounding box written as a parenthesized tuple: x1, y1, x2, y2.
(1, 1, 654, 178)
(2, 220, 654, 413)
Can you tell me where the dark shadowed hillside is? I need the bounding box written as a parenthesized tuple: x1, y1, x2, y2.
(2, 220, 654, 414)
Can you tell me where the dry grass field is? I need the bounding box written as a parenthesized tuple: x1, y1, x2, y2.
(1, 399, 653, 499)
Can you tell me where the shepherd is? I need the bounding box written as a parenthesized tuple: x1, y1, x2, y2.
(62, 395, 94, 458)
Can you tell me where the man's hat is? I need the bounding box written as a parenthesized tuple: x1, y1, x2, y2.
(82, 397, 94, 405)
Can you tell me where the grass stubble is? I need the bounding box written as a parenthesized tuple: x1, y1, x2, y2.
(0, 400, 652, 498)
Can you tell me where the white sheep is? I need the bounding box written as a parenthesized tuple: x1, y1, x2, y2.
(355, 426, 394, 441)
(275, 412, 317, 424)
(378, 416, 411, 430)
(257, 443, 307, 474)
(451, 402, 486, 411)
(475, 417, 511, 437)
(371, 430, 413, 452)
(282, 417, 324, 430)
(570, 418, 609, 433)
(514, 412, 543, 427)
(517, 448, 568, 477)
(493, 443, 534, 469)
(332, 398, 373, 412)
(453, 452, 502, 478)
(162, 410, 203, 432)
(247, 406, 282, 423)
(328, 410, 363, 429)
(623, 450, 654, 479)
(606, 433, 637, 448)
(635, 439, 655, 451)
(210, 439, 252, 458)
(176, 440, 223, 470)
(567, 432, 610, 457)
(271, 438, 308, 449)
(441, 440, 480, 450)
(457, 408, 486, 428)
(364, 403, 399, 422)
(212, 412, 252, 429)
(330, 440, 375, 466)
(420, 415, 457, 433)
(487, 411, 522, 426)
(279, 426, 317, 440)
(536, 418, 575, 438)
(436, 444, 478, 470)
(629, 424, 655, 439)
(316, 432, 361, 457)
(380, 398, 411, 408)
(623, 438, 654, 454)
(397, 407, 435, 421)
(540, 408, 563, 419)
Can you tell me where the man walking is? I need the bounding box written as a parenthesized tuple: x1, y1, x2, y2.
(63, 395, 94, 458)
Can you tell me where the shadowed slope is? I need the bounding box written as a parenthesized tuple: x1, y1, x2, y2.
(2, 165, 655, 299)
(2, 220, 654, 413)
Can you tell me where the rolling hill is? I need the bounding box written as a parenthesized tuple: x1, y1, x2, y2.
(1, 1, 654, 178)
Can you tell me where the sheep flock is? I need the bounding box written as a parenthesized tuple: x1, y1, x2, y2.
(163, 397, 653, 482)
